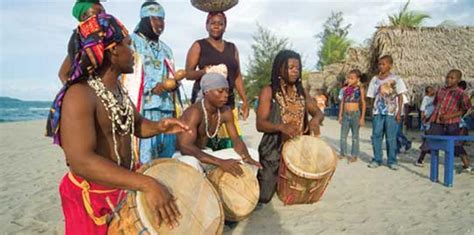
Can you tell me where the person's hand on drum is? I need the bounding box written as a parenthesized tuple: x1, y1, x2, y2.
(143, 179, 181, 229)
(241, 155, 262, 169)
(278, 123, 299, 139)
(156, 118, 190, 134)
(309, 117, 321, 136)
(218, 159, 243, 177)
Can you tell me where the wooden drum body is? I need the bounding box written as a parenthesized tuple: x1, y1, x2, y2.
(207, 164, 259, 221)
(277, 136, 338, 205)
(108, 159, 224, 235)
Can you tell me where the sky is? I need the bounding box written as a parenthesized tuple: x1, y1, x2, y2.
(0, 0, 473, 101)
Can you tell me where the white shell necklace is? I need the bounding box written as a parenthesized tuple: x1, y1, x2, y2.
(87, 76, 135, 170)
(201, 99, 220, 139)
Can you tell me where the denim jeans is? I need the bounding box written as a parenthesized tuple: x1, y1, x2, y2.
(371, 115, 398, 165)
(396, 119, 411, 153)
(340, 110, 360, 157)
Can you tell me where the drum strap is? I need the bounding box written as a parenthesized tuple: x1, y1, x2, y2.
(68, 172, 119, 225)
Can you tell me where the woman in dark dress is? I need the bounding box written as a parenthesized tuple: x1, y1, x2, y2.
(185, 11, 248, 150)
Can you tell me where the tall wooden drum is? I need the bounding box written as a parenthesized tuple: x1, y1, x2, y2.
(277, 136, 338, 205)
(207, 164, 259, 221)
(108, 159, 224, 235)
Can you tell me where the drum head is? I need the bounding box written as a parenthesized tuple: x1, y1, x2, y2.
(282, 136, 337, 179)
(191, 0, 238, 12)
(137, 159, 224, 234)
(208, 164, 259, 221)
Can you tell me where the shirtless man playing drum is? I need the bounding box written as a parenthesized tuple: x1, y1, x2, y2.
(46, 13, 188, 234)
(175, 73, 261, 176)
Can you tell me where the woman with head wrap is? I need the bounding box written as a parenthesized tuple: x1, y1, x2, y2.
(121, 0, 179, 164)
(185, 11, 249, 151)
(58, 0, 105, 84)
(46, 13, 187, 234)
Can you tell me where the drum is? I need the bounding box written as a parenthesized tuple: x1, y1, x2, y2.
(207, 164, 259, 221)
(191, 0, 238, 12)
(277, 135, 338, 205)
(108, 159, 224, 235)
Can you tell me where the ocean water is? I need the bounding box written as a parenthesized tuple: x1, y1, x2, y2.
(0, 97, 51, 122)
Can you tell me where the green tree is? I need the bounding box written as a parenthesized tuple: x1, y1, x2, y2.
(319, 33, 351, 68)
(316, 12, 352, 70)
(317, 11, 351, 40)
(388, 0, 430, 27)
(244, 24, 289, 102)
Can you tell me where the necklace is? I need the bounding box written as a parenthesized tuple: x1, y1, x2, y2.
(276, 80, 306, 135)
(87, 76, 135, 170)
(201, 99, 220, 139)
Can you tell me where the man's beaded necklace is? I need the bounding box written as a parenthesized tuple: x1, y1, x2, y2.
(201, 99, 220, 139)
(87, 76, 135, 170)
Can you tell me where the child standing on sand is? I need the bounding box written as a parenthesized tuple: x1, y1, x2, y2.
(366, 55, 408, 170)
(419, 70, 472, 172)
(338, 69, 366, 163)
(414, 86, 436, 167)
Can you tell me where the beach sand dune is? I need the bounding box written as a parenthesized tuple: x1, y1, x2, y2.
(1, 114, 473, 234)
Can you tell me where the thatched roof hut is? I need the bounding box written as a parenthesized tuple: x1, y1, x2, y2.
(306, 47, 370, 96)
(369, 26, 474, 105)
(308, 26, 474, 105)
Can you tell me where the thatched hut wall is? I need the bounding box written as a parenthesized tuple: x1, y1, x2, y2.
(307, 48, 370, 99)
(306, 64, 344, 97)
(369, 26, 474, 105)
(308, 26, 474, 106)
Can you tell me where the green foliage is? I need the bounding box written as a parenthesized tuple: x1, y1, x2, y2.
(319, 33, 351, 68)
(388, 0, 430, 27)
(244, 24, 289, 100)
(317, 11, 351, 40)
(316, 12, 352, 70)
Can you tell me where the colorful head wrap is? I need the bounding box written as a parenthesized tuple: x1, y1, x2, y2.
(46, 13, 129, 144)
(140, 1, 165, 19)
(72, 0, 101, 22)
(206, 11, 226, 24)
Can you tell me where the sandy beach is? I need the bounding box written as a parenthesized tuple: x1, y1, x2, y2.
(1, 113, 473, 234)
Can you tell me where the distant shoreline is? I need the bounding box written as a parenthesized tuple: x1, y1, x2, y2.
(0, 96, 51, 123)
(0, 118, 47, 124)
(0, 119, 46, 125)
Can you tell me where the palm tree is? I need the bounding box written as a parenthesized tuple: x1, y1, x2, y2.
(388, 0, 430, 27)
(319, 33, 351, 69)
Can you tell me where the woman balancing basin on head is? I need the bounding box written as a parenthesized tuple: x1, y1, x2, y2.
(185, 0, 247, 151)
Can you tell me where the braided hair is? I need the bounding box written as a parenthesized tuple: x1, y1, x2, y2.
(270, 50, 304, 98)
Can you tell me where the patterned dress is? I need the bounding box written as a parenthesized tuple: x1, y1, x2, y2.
(130, 33, 177, 162)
